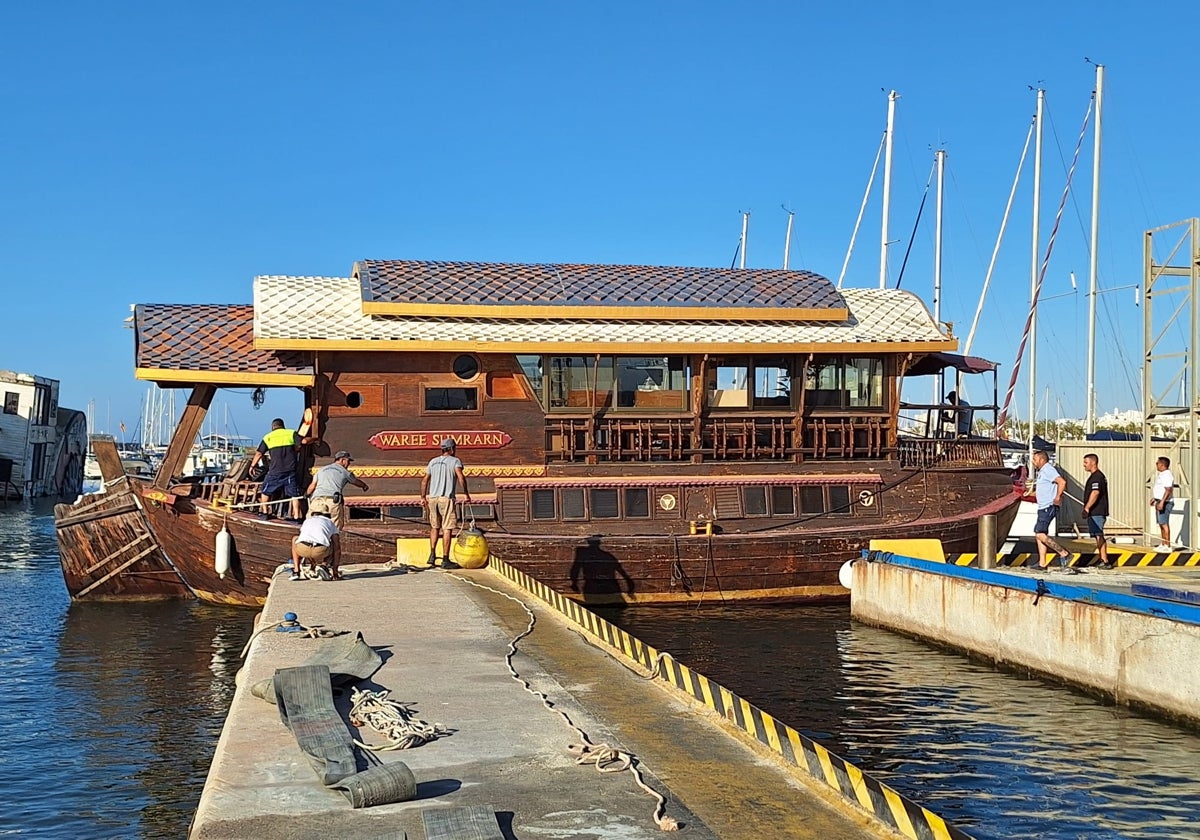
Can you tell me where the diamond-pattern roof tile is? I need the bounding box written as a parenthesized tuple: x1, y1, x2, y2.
(136, 303, 313, 378)
(355, 260, 846, 316)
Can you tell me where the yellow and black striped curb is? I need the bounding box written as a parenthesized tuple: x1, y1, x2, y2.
(487, 557, 972, 840)
(951, 551, 1200, 568)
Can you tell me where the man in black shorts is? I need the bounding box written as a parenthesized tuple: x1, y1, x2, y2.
(1081, 452, 1113, 569)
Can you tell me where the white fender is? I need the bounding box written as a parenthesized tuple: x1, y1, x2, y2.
(838, 560, 855, 590)
(215, 525, 232, 579)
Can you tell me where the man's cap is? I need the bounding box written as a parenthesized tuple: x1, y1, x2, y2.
(440, 438, 457, 450)
(334, 450, 354, 461)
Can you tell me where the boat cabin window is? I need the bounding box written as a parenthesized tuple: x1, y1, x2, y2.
(804, 356, 884, 410)
(707, 357, 795, 409)
(453, 354, 480, 381)
(591, 488, 620, 518)
(423, 386, 479, 413)
(562, 488, 585, 520)
(612, 357, 688, 410)
(542, 355, 689, 411)
(531, 489, 556, 520)
(625, 488, 650, 517)
(3, 392, 17, 415)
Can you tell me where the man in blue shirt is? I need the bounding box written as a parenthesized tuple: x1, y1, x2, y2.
(419, 438, 472, 568)
(249, 418, 310, 520)
(1031, 449, 1071, 571)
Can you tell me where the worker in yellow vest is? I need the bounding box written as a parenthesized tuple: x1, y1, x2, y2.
(249, 418, 310, 520)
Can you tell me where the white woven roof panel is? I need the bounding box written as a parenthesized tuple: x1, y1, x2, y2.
(252, 276, 949, 347)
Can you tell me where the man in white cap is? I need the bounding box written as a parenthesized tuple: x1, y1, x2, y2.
(420, 438, 472, 568)
(307, 450, 369, 529)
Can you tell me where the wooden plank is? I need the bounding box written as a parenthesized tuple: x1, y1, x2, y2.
(154, 385, 215, 490)
(421, 806, 503, 840)
(54, 499, 140, 529)
(91, 435, 126, 483)
(76, 543, 162, 598)
(84, 531, 155, 575)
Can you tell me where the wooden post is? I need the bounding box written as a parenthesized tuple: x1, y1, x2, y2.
(153, 385, 216, 490)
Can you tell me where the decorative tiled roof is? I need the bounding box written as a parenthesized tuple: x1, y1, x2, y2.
(134, 303, 313, 385)
(354, 260, 848, 322)
(253, 276, 953, 353)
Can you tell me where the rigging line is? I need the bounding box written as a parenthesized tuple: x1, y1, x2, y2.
(1097, 292, 1141, 406)
(894, 157, 937, 290)
(965, 116, 1036, 355)
(998, 95, 1095, 432)
(837, 130, 886, 289)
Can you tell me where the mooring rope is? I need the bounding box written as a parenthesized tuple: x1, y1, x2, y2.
(348, 688, 454, 751)
(449, 573, 680, 832)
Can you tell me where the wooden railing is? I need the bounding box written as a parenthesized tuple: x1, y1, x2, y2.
(897, 438, 1004, 469)
(547, 415, 892, 462)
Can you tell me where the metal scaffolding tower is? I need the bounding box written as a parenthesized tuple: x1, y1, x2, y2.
(1143, 218, 1200, 547)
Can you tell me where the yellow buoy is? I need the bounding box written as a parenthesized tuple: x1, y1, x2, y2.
(452, 525, 489, 569)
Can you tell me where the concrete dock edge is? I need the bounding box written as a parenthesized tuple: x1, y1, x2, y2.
(488, 557, 973, 840)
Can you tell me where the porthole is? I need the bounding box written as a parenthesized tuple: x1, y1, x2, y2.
(346, 391, 362, 408)
(453, 355, 480, 381)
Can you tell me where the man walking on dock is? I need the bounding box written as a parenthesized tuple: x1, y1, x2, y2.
(1032, 450, 1071, 571)
(420, 438, 472, 568)
(250, 418, 309, 521)
(1081, 453, 1112, 569)
(307, 450, 369, 528)
(1151, 456, 1175, 551)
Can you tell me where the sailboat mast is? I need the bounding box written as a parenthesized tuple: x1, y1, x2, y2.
(739, 212, 750, 269)
(934, 148, 946, 409)
(1086, 64, 1104, 434)
(782, 207, 794, 269)
(1028, 88, 1045, 458)
(879, 90, 898, 289)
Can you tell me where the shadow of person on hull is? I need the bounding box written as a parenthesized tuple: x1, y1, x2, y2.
(569, 536, 634, 600)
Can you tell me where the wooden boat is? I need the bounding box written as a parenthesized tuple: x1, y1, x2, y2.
(55, 260, 1020, 607)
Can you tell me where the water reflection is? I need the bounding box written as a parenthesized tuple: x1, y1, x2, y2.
(605, 604, 1200, 840)
(0, 501, 251, 838)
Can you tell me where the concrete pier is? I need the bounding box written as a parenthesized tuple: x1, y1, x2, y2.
(191, 563, 898, 839)
(850, 554, 1200, 726)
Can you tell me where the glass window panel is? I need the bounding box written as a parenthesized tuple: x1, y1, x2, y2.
(771, 486, 796, 515)
(828, 486, 852, 514)
(548, 356, 592, 409)
(591, 488, 620, 518)
(517, 355, 543, 405)
(624, 488, 650, 518)
(561, 488, 585, 520)
(847, 357, 884, 408)
(799, 486, 825, 513)
(424, 387, 477, 411)
(805, 359, 844, 408)
(742, 486, 768, 516)
(531, 490, 556, 520)
(709, 362, 749, 407)
(754, 357, 792, 408)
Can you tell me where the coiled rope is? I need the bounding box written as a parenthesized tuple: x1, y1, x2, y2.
(450, 573, 680, 832)
(349, 688, 454, 751)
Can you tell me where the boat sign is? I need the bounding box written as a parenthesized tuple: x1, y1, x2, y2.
(368, 431, 513, 450)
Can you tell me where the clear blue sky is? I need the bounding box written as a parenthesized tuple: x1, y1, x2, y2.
(4, 2, 1196, 440)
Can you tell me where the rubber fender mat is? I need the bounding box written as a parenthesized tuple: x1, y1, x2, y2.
(422, 805, 504, 840)
(273, 664, 356, 785)
(252, 631, 384, 704)
(329, 761, 417, 808)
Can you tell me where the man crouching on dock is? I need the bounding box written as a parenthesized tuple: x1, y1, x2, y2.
(291, 510, 341, 581)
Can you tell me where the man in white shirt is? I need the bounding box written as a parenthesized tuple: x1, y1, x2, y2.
(1151, 456, 1175, 551)
(290, 510, 341, 580)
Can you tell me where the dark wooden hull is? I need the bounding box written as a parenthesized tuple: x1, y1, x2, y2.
(54, 479, 193, 601)
(78, 466, 1021, 609)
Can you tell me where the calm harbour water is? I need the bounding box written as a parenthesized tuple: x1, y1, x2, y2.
(604, 604, 1200, 840)
(0, 500, 251, 839)
(4, 498, 1198, 839)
